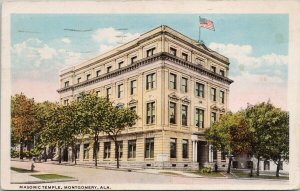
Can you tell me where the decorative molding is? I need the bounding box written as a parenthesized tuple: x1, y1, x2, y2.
(210, 105, 218, 111)
(181, 96, 190, 104)
(128, 99, 138, 106)
(168, 92, 180, 102)
(219, 107, 226, 112)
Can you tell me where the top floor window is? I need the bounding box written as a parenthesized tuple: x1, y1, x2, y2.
(220, 70, 225, 77)
(77, 77, 81, 84)
(170, 47, 177, 56)
(131, 56, 137, 64)
(118, 61, 124, 69)
(146, 73, 156, 90)
(146, 48, 155, 57)
(64, 81, 69, 88)
(211, 66, 216, 73)
(86, 74, 91, 80)
(96, 70, 101, 77)
(196, 58, 205, 66)
(169, 73, 177, 90)
(107, 66, 112, 73)
(182, 53, 188, 61)
(211, 88, 216, 101)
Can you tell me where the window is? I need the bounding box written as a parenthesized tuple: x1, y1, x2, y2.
(128, 140, 136, 158)
(170, 47, 177, 56)
(146, 73, 156, 90)
(169, 102, 176, 124)
(264, 160, 270, 170)
(213, 146, 217, 160)
(130, 80, 137, 95)
(77, 77, 81, 84)
(247, 161, 253, 169)
(96, 70, 101, 77)
(131, 56, 137, 64)
(86, 74, 91, 80)
(64, 81, 69, 87)
(196, 58, 205, 66)
(211, 112, 217, 125)
(211, 66, 216, 73)
(63, 99, 69, 106)
(220, 90, 225, 104)
(145, 138, 154, 158)
(181, 77, 188, 93)
(195, 108, 204, 128)
(220, 70, 225, 77)
(182, 53, 188, 61)
(182, 139, 188, 158)
(182, 105, 188, 126)
(146, 48, 155, 57)
(96, 91, 100, 97)
(104, 142, 111, 159)
(115, 141, 123, 159)
(117, 84, 124, 98)
(106, 87, 112, 100)
(146, 102, 155, 124)
(83, 143, 89, 160)
(221, 145, 226, 160)
(118, 61, 124, 69)
(195, 82, 204, 98)
(107, 66, 112, 73)
(169, 73, 177, 89)
(210, 88, 216, 101)
(170, 138, 177, 158)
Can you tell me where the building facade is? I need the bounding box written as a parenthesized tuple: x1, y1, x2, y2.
(57, 25, 233, 170)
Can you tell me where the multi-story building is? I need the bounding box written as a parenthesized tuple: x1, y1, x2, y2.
(57, 25, 233, 170)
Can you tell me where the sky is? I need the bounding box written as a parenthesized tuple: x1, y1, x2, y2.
(11, 14, 288, 112)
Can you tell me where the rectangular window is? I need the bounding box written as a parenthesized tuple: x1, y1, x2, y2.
(131, 56, 137, 64)
(83, 143, 89, 159)
(107, 66, 112, 73)
(195, 108, 204, 128)
(63, 99, 69, 106)
(195, 82, 205, 98)
(86, 74, 91, 80)
(128, 140, 136, 158)
(145, 138, 154, 158)
(64, 81, 69, 87)
(146, 73, 156, 90)
(146, 48, 155, 57)
(213, 146, 217, 160)
(170, 138, 177, 158)
(169, 73, 177, 89)
(96, 70, 101, 77)
(220, 70, 225, 77)
(117, 84, 124, 98)
(104, 142, 111, 159)
(182, 105, 188, 126)
(182, 53, 188, 61)
(77, 77, 81, 84)
(196, 58, 205, 66)
(211, 66, 216, 73)
(115, 141, 123, 159)
(146, 102, 155, 124)
(181, 77, 188, 93)
(106, 87, 112, 100)
(170, 47, 177, 56)
(211, 88, 216, 101)
(221, 145, 226, 161)
(130, 106, 137, 125)
(169, 102, 176, 124)
(220, 90, 225, 104)
(130, 80, 137, 95)
(211, 112, 217, 125)
(182, 139, 188, 159)
(118, 61, 124, 69)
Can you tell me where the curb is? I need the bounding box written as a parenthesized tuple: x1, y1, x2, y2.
(11, 178, 78, 184)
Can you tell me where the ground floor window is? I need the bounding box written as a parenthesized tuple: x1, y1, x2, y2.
(115, 141, 123, 159)
(170, 138, 177, 158)
(182, 139, 188, 159)
(104, 142, 111, 159)
(221, 146, 226, 161)
(213, 145, 217, 161)
(145, 138, 154, 158)
(247, 161, 253, 169)
(83, 143, 89, 160)
(264, 160, 270, 170)
(128, 140, 136, 159)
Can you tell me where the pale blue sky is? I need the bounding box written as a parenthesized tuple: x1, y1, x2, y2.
(11, 14, 288, 111)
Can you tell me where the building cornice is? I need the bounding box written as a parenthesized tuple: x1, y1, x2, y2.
(57, 52, 234, 94)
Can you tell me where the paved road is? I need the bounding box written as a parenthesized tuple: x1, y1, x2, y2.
(10, 160, 291, 190)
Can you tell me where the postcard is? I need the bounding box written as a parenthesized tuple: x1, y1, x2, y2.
(1, 0, 300, 190)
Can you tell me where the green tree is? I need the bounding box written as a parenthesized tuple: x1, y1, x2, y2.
(104, 106, 139, 168)
(11, 94, 38, 159)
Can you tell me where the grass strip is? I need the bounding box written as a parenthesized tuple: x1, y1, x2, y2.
(31, 174, 73, 180)
(11, 167, 38, 173)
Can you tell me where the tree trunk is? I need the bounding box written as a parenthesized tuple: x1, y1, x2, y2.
(276, 161, 280, 177)
(115, 140, 120, 168)
(256, 157, 260, 176)
(44, 147, 47, 162)
(227, 156, 232, 174)
(250, 166, 253, 177)
(20, 138, 24, 160)
(94, 131, 99, 167)
(58, 147, 62, 164)
(74, 147, 77, 165)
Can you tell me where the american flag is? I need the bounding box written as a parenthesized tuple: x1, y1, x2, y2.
(200, 18, 215, 31)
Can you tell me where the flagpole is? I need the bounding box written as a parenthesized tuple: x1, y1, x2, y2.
(199, 16, 201, 42)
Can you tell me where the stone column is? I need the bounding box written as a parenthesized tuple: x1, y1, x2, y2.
(195, 141, 198, 162)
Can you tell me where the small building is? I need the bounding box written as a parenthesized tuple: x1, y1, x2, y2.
(57, 25, 233, 170)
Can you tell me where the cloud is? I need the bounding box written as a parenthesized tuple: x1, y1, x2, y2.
(92, 27, 140, 54)
(61, 37, 71, 44)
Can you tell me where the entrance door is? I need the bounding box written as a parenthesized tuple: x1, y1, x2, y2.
(197, 141, 208, 167)
(62, 147, 68, 162)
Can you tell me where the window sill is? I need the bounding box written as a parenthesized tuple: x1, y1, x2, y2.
(144, 158, 154, 160)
